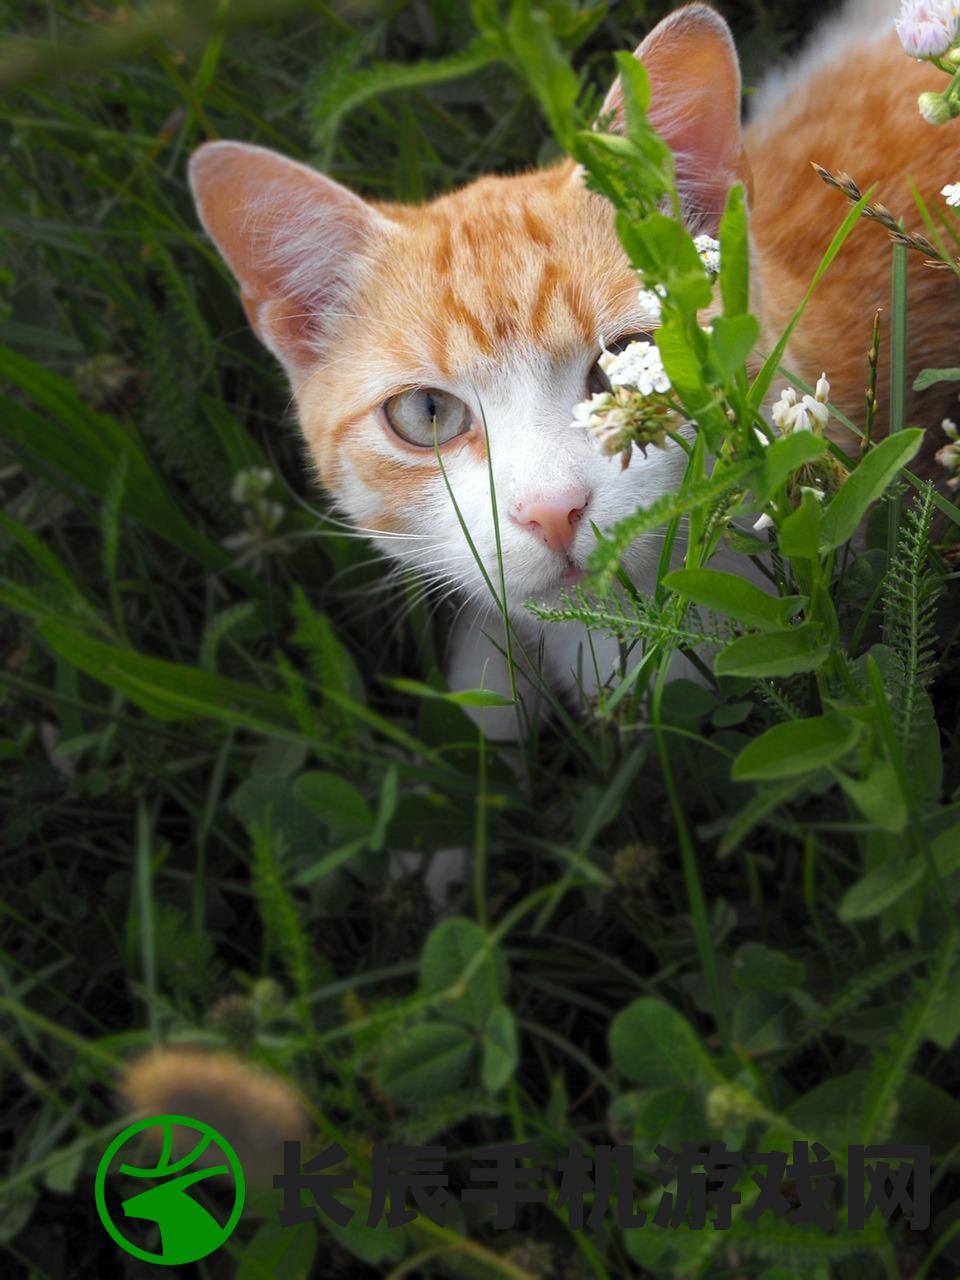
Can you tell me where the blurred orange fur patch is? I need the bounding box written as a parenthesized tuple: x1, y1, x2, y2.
(121, 1048, 309, 1183)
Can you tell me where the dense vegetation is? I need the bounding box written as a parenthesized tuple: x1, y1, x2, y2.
(1, 2, 958, 1278)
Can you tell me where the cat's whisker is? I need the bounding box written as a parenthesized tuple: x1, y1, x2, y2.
(310, 524, 440, 542)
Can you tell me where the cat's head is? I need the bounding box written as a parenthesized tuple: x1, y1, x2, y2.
(190, 4, 750, 610)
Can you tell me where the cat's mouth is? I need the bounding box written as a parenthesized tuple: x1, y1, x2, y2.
(560, 558, 584, 587)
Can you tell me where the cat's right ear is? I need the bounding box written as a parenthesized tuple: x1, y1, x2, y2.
(189, 141, 390, 385)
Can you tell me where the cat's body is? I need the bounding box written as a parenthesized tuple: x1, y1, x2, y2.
(747, 12, 958, 456)
(190, 1, 956, 741)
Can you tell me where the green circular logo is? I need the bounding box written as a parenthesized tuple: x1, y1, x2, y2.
(94, 1114, 245, 1265)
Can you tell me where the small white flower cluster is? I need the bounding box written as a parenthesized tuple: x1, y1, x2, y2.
(771, 373, 831, 435)
(572, 392, 638, 459)
(633, 234, 720, 321)
(637, 283, 666, 324)
(943, 182, 960, 206)
(754, 373, 835, 532)
(936, 417, 960, 490)
(224, 466, 289, 569)
(597, 339, 671, 395)
(694, 233, 721, 275)
(897, 0, 959, 59)
(230, 466, 274, 505)
(571, 339, 677, 467)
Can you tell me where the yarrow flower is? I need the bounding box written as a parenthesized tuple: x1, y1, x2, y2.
(598, 339, 671, 395)
(693, 233, 721, 275)
(896, 0, 959, 59)
(634, 234, 719, 318)
(571, 338, 679, 468)
(943, 182, 960, 205)
(637, 283, 666, 324)
(936, 416, 960, 489)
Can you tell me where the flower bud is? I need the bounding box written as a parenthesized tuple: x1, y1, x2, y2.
(918, 90, 952, 124)
(706, 1083, 766, 1128)
(208, 994, 259, 1046)
(251, 977, 285, 1011)
(611, 842, 661, 899)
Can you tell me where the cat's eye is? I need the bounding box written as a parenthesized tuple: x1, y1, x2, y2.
(587, 331, 654, 396)
(382, 388, 471, 448)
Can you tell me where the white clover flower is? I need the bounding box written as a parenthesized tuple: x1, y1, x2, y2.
(770, 374, 830, 434)
(936, 440, 960, 489)
(792, 396, 831, 433)
(694, 233, 721, 275)
(598, 338, 671, 395)
(937, 416, 960, 490)
(800, 485, 827, 503)
(897, 0, 959, 59)
(771, 387, 799, 430)
(943, 183, 960, 206)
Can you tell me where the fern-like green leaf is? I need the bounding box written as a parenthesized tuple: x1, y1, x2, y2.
(250, 815, 325, 1009)
(857, 933, 958, 1145)
(138, 241, 232, 521)
(290, 586, 365, 739)
(527, 586, 724, 649)
(882, 482, 941, 758)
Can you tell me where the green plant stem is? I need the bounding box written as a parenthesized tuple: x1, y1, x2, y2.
(651, 651, 729, 1050)
(135, 799, 160, 1045)
(866, 656, 959, 936)
(887, 240, 908, 561)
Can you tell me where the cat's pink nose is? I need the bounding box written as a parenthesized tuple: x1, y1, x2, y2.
(512, 490, 589, 554)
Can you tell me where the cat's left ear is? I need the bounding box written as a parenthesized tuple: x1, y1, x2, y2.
(596, 3, 751, 233)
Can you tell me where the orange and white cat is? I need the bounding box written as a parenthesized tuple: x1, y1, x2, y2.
(117, 0, 959, 1165)
(190, 0, 956, 738)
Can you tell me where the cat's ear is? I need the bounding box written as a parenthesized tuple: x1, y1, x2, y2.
(597, 3, 750, 233)
(189, 141, 390, 384)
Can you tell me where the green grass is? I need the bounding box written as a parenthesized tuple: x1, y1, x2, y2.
(1, 3, 959, 1279)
